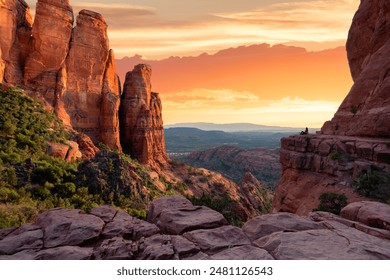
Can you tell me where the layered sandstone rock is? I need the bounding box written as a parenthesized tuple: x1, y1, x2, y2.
(21, 2, 121, 151)
(24, 0, 73, 99)
(0, 0, 32, 84)
(120, 64, 167, 167)
(1, 196, 390, 260)
(273, 134, 390, 214)
(64, 9, 109, 142)
(0, 48, 4, 82)
(322, 0, 390, 137)
(274, 0, 390, 214)
(100, 50, 121, 150)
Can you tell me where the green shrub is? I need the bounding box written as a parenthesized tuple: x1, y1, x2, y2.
(352, 167, 390, 202)
(315, 192, 348, 215)
(0, 187, 20, 203)
(328, 151, 340, 160)
(0, 204, 39, 228)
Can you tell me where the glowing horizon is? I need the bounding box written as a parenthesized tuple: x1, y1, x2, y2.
(24, 0, 359, 128)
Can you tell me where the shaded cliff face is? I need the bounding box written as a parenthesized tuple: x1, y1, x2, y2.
(120, 64, 167, 167)
(274, 0, 390, 214)
(322, 0, 390, 137)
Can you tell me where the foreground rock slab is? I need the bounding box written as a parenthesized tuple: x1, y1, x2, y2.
(0, 197, 389, 260)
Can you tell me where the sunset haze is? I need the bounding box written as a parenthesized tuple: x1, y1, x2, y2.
(25, 0, 360, 127)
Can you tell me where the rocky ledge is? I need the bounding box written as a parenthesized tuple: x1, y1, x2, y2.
(0, 196, 389, 260)
(274, 134, 390, 214)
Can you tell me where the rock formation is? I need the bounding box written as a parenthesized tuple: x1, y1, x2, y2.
(274, 0, 390, 214)
(0, 0, 32, 85)
(1, 196, 389, 260)
(120, 64, 167, 167)
(0, 0, 177, 162)
(322, 0, 390, 137)
(0, 0, 123, 152)
(63, 9, 120, 150)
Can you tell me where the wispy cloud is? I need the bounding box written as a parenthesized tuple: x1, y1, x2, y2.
(25, 0, 359, 59)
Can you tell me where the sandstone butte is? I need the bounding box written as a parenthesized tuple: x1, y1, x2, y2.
(273, 0, 390, 214)
(0, 0, 167, 167)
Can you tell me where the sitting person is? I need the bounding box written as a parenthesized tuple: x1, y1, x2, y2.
(300, 127, 309, 135)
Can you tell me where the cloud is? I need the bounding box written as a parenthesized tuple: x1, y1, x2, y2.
(161, 89, 340, 127)
(25, 0, 359, 59)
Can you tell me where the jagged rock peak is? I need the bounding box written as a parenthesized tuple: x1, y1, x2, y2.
(78, 9, 107, 24)
(120, 64, 167, 168)
(322, 0, 390, 137)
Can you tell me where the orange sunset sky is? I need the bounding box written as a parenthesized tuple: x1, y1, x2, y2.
(26, 0, 360, 128)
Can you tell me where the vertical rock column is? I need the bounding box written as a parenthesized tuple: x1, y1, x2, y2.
(24, 0, 73, 99)
(100, 50, 122, 151)
(64, 10, 121, 150)
(120, 64, 167, 167)
(0, 0, 33, 85)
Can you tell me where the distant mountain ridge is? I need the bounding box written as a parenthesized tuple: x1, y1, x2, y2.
(165, 122, 302, 132)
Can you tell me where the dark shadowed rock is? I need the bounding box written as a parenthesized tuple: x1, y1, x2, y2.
(0, 224, 43, 255)
(183, 225, 250, 253)
(254, 227, 390, 260)
(243, 212, 325, 241)
(93, 237, 135, 260)
(140, 234, 175, 260)
(35, 208, 104, 248)
(171, 235, 200, 258)
(102, 211, 160, 240)
(211, 245, 274, 260)
(148, 195, 227, 234)
(36, 246, 93, 260)
(340, 201, 390, 231)
(90, 205, 118, 223)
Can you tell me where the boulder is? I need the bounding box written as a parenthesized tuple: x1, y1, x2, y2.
(254, 227, 390, 260)
(90, 205, 118, 223)
(140, 234, 175, 260)
(35, 208, 104, 248)
(183, 225, 251, 253)
(148, 195, 227, 235)
(243, 212, 325, 241)
(340, 201, 390, 231)
(211, 245, 274, 260)
(93, 237, 135, 260)
(0, 224, 43, 255)
(35, 246, 93, 260)
(102, 210, 160, 240)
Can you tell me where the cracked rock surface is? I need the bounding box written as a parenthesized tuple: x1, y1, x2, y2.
(0, 196, 389, 260)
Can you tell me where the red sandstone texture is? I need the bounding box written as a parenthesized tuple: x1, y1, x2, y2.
(120, 64, 167, 167)
(274, 0, 390, 214)
(322, 0, 390, 137)
(0, 0, 123, 153)
(0, 0, 32, 85)
(1, 197, 390, 260)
